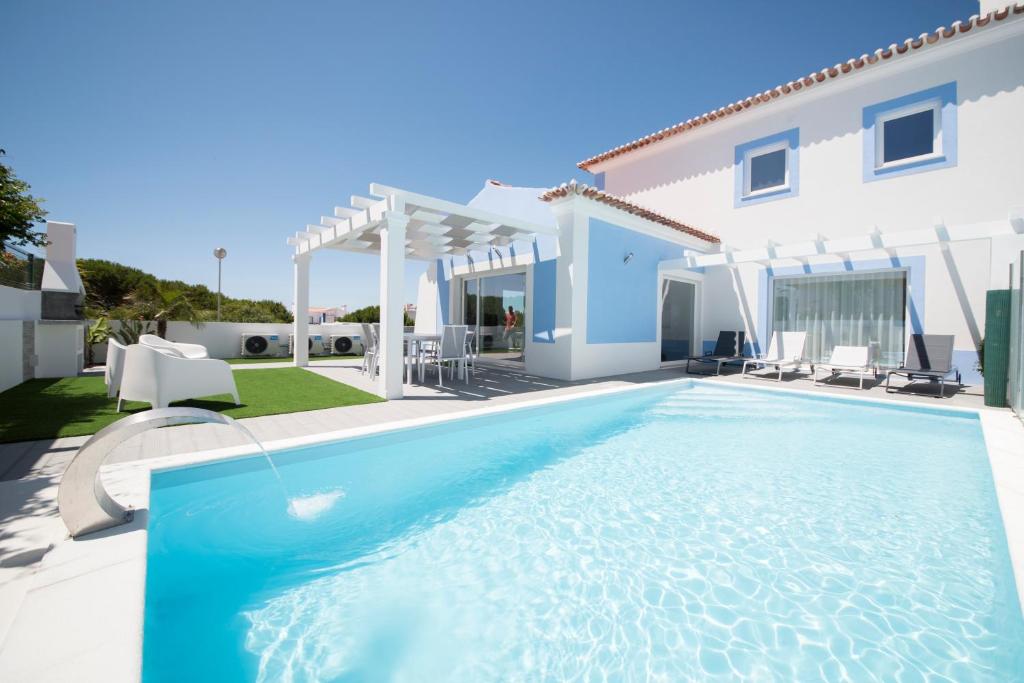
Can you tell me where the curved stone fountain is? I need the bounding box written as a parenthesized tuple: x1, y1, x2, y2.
(58, 407, 263, 538)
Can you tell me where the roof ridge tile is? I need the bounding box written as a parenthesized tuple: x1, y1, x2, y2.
(539, 180, 720, 244)
(578, 3, 1024, 170)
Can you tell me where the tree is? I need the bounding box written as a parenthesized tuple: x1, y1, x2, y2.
(127, 281, 203, 338)
(342, 304, 414, 327)
(0, 156, 48, 248)
(78, 259, 156, 312)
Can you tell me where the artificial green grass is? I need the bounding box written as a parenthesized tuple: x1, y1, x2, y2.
(0, 368, 383, 443)
(225, 355, 359, 365)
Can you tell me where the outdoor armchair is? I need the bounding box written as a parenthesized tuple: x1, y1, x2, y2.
(140, 334, 209, 360)
(104, 338, 128, 398)
(118, 343, 239, 411)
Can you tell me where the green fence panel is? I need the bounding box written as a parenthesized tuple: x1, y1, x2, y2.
(984, 289, 1011, 407)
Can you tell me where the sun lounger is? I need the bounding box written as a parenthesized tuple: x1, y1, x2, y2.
(814, 345, 873, 389)
(685, 331, 745, 375)
(741, 331, 806, 381)
(885, 334, 961, 397)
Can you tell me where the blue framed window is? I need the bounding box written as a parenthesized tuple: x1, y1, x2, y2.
(862, 82, 957, 182)
(734, 128, 799, 207)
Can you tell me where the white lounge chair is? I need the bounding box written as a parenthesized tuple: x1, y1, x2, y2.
(741, 331, 806, 381)
(814, 345, 873, 389)
(421, 325, 469, 388)
(140, 334, 209, 360)
(105, 338, 128, 398)
(118, 344, 239, 411)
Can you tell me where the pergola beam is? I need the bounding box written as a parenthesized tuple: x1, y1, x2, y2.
(665, 212, 1024, 270)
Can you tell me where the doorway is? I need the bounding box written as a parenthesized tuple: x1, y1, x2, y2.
(461, 271, 526, 364)
(661, 278, 697, 363)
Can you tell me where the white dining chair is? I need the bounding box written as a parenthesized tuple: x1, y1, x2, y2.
(360, 323, 379, 376)
(422, 325, 469, 388)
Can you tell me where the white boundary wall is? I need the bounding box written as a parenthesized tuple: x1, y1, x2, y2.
(90, 321, 369, 363)
(0, 286, 41, 392)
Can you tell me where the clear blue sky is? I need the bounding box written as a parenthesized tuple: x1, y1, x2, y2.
(2, 0, 977, 311)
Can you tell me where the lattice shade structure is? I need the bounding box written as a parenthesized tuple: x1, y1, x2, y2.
(288, 183, 559, 260)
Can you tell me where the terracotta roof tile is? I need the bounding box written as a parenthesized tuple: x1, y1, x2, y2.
(578, 3, 1024, 170)
(540, 180, 720, 244)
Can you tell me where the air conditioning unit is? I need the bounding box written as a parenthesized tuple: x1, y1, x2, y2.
(240, 333, 286, 357)
(330, 333, 364, 355)
(288, 334, 328, 356)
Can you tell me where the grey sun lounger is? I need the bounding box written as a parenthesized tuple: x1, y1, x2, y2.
(686, 331, 746, 375)
(885, 334, 961, 397)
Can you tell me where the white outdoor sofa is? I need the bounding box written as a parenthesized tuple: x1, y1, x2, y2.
(104, 338, 128, 398)
(118, 343, 239, 411)
(813, 345, 874, 389)
(741, 331, 807, 381)
(140, 333, 209, 359)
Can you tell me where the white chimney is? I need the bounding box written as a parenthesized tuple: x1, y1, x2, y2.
(40, 221, 83, 294)
(978, 0, 1005, 15)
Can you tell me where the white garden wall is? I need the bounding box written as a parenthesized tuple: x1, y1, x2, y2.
(0, 321, 25, 393)
(0, 285, 41, 321)
(90, 321, 368, 363)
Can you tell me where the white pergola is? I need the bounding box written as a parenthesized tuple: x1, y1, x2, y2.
(288, 183, 559, 399)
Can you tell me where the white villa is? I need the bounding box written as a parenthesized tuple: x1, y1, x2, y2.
(290, 3, 1024, 398)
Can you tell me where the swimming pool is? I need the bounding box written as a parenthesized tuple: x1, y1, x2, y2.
(143, 382, 1024, 681)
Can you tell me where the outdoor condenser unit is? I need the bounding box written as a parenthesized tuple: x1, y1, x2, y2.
(329, 334, 364, 355)
(240, 333, 286, 357)
(288, 334, 328, 356)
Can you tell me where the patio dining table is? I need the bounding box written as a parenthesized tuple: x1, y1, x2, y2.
(403, 331, 475, 385)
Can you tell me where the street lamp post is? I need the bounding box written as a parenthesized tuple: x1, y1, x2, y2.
(213, 248, 227, 321)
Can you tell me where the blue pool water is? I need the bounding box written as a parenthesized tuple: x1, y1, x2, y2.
(143, 382, 1024, 681)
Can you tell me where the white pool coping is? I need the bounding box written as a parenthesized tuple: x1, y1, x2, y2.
(1, 377, 1022, 682)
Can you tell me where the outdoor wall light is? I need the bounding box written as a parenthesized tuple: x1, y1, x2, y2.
(623, 252, 634, 265)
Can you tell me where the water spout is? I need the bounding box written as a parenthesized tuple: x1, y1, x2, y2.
(58, 407, 271, 538)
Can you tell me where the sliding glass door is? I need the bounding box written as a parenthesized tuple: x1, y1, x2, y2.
(461, 271, 526, 363)
(771, 270, 907, 366)
(661, 278, 696, 362)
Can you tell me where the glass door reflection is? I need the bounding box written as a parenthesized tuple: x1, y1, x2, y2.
(461, 272, 526, 364)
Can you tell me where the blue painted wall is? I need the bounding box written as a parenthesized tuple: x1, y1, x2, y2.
(532, 239, 557, 343)
(586, 219, 684, 344)
(436, 258, 450, 325)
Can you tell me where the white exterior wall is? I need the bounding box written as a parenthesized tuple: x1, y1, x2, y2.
(0, 321, 24, 392)
(591, 22, 1024, 383)
(0, 285, 41, 321)
(34, 323, 84, 378)
(599, 27, 1024, 242)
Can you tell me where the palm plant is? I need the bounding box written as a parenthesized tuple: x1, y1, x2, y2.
(84, 318, 111, 367)
(127, 281, 203, 338)
(111, 319, 154, 345)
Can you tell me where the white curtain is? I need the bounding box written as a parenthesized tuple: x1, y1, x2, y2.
(772, 270, 907, 366)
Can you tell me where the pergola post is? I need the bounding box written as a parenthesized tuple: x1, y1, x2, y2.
(292, 252, 310, 367)
(378, 212, 408, 399)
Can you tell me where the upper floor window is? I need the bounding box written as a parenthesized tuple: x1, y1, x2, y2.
(746, 143, 789, 195)
(734, 128, 799, 207)
(863, 82, 957, 182)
